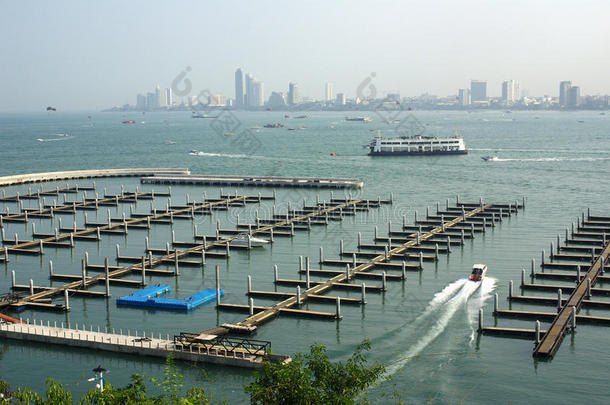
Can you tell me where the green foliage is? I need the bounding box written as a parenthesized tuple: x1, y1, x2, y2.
(245, 339, 385, 405)
(13, 378, 72, 404)
(151, 352, 184, 404)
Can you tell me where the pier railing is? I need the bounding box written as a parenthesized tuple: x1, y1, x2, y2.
(174, 333, 271, 355)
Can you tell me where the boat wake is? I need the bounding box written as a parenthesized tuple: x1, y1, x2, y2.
(488, 156, 610, 162)
(471, 148, 610, 155)
(188, 151, 251, 158)
(383, 277, 496, 380)
(37, 135, 73, 142)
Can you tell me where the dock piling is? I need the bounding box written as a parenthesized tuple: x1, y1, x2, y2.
(247, 275, 252, 294)
(29, 279, 34, 295)
(521, 269, 525, 286)
(215, 265, 220, 306)
(11, 270, 15, 288)
(535, 321, 540, 344)
(49, 260, 53, 277)
(478, 308, 483, 332)
(494, 293, 498, 313)
(274, 264, 278, 283)
(249, 298, 254, 315)
(306, 257, 311, 289)
(141, 256, 146, 286)
(296, 286, 301, 306)
(336, 297, 342, 319)
(81, 259, 86, 288)
(174, 250, 180, 275)
(531, 259, 535, 277)
(64, 290, 70, 311)
(382, 271, 387, 291)
(586, 278, 591, 299)
(557, 289, 563, 312)
(361, 283, 366, 304)
(571, 306, 576, 330)
(509, 280, 513, 299)
(105, 258, 110, 297)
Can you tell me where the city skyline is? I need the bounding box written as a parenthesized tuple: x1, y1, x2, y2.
(3, 1, 609, 111)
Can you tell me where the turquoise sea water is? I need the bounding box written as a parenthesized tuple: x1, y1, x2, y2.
(0, 110, 609, 403)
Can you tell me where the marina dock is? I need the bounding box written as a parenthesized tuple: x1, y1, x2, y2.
(479, 211, 610, 359)
(141, 174, 364, 189)
(0, 168, 190, 186)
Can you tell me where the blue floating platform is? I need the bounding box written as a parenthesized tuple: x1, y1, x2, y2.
(116, 284, 224, 311)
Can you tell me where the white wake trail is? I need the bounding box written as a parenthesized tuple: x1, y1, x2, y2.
(383, 279, 488, 379)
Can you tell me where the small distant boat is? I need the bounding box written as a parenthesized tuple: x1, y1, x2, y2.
(385, 120, 400, 124)
(287, 128, 296, 131)
(299, 126, 306, 130)
(250, 125, 261, 130)
(165, 140, 177, 145)
(264, 123, 284, 128)
(224, 132, 234, 136)
(122, 120, 136, 124)
(284, 114, 290, 118)
(230, 233, 270, 247)
(481, 155, 499, 161)
(189, 149, 202, 156)
(346, 116, 372, 122)
(46, 106, 56, 111)
(469, 264, 487, 282)
(577, 120, 585, 123)
(294, 115, 309, 119)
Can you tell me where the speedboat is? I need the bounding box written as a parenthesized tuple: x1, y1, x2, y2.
(481, 155, 499, 162)
(469, 264, 487, 282)
(230, 233, 270, 247)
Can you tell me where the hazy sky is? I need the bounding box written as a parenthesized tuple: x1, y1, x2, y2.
(1, 0, 609, 111)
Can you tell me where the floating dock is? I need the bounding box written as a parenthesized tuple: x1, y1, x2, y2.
(141, 174, 364, 189)
(117, 286, 224, 310)
(0, 168, 190, 186)
(479, 210, 610, 359)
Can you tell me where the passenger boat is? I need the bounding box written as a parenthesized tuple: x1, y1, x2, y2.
(368, 132, 467, 156)
(469, 264, 487, 282)
(230, 233, 270, 247)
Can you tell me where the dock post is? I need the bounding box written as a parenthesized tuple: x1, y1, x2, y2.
(478, 308, 483, 332)
(601, 259, 604, 275)
(494, 293, 498, 313)
(557, 289, 563, 312)
(416, 231, 420, 245)
(336, 296, 342, 319)
(346, 264, 350, 280)
(116, 244, 120, 260)
(97, 227, 101, 240)
(4, 246, 7, 263)
(174, 250, 180, 275)
(531, 259, 535, 277)
(509, 280, 513, 299)
(105, 258, 110, 297)
(571, 222, 574, 236)
(145, 237, 149, 252)
(296, 286, 301, 306)
(49, 260, 53, 277)
(586, 278, 591, 299)
(32, 222, 36, 235)
(165, 242, 170, 256)
(361, 283, 367, 304)
(247, 234, 252, 249)
(541, 250, 545, 266)
(306, 257, 311, 289)
(446, 236, 451, 253)
(319, 246, 324, 263)
(492, 213, 496, 227)
(388, 237, 392, 249)
(577, 265, 581, 282)
(592, 248, 595, 263)
(461, 206, 465, 221)
(270, 228, 274, 242)
(70, 234, 74, 247)
(353, 253, 357, 267)
(172, 230, 175, 244)
(291, 222, 295, 236)
(550, 242, 554, 259)
(274, 264, 278, 283)
(29, 279, 34, 295)
(374, 226, 378, 240)
(358, 232, 362, 248)
(557, 235, 561, 251)
(215, 265, 220, 306)
(299, 256, 303, 271)
(39, 239, 43, 254)
(64, 290, 70, 311)
(388, 221, 391, 235)
(426, 206, 430, 219)
(483, 217, 487, 229)
(441, 215, 445, 232)
(436, 201, 440, 213)
(571, 306, 576, 330)
(382, 271, 387, 291)
(461, 229, 465, 244)
(403, 215, 406, 228)
(141, 256, 147, 286)
(603, 232, 607, 246)
(226, 242, 230, 258)
(414, 210, 417, 224)
(479, 197, 483, 210)
(402, 261, 407, 279)
(521, 269, 525, 286)
(247, 275, 252, 294)
(201, 248, 206, 266)
(81, 259, 87, 288)
(419, 252, 424, 269)
(11, 270, 15, 288)
(248, 298, 254, 316)
(535, 321, 540, 344)
(435, 244, 439, 260)
(446, 199, 449, 210)
(384, 246, 388, 261)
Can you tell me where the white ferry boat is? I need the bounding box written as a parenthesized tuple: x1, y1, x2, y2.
(368, 132, 467, 156)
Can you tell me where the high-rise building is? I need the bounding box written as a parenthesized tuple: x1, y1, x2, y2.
(252, 81, 264, 106)
(288, 82, 301, 106)
(559, 81, 572, 106)
(136, 94, 147, 110)
(501, 80, 520, 105)
(470, 80, 487, 102)
(325, 83, 333, 102)
(235, 68, 244, 108)
(208, 94, 227, 107)
(146, 92, 156, 110)
(166, 88, 173, 107)
(458, 89, 471, 106)
(336, 93, 346, 105)
(567, 86, 581, 107)
(245, 73, 253, 107)
(268, 91, 287, 108)
(155, 85, 163, 108)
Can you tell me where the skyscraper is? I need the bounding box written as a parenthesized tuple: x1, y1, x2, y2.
(253, 81, 264, 106)
(559, 81, 572, 106)
(458, 89, 471, 106)
(336, 93, 346, 105)
(155, 85, 163, 108)
(470, 80, 487, 102)
(165, 88, 173, 107)
(268, 91, 286, 108)
(136, 94, 147, 110)
(567, 86, 581, 107)
(245, 73, 253, 107)
(288, 82, 301, 106)
(235, 68, 244, 108)
(325, 83, 333, 102)
(501, 80, 520, 105)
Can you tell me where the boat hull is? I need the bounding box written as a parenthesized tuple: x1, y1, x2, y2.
(369, 150, 468, 156)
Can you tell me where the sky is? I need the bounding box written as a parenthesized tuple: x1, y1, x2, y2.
(1, 0, 609, 111)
